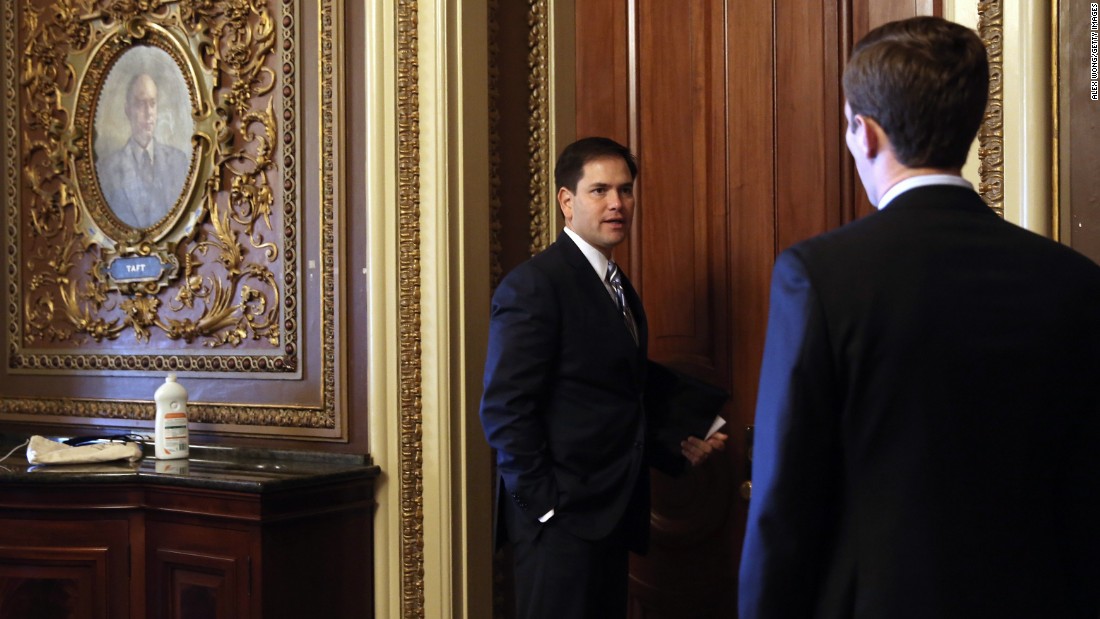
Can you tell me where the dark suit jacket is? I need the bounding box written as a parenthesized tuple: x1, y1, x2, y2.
(739, 185, 1100, 618)
(98, 138, 190, 229)
(480, 231, 654, 552)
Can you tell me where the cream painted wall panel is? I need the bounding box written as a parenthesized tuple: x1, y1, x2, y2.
(947, 0, 1053, 233)
(1003, 1, 1053, 234)
(362, 0, 401, 617)
(871, 0, 937, 25)
(420, 0, 493, 616)
(945, 0, 983, 190)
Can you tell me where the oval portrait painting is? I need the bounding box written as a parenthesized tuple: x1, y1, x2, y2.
(94, 45, 194, 230)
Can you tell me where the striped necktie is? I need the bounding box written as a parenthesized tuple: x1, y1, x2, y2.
(140, 149, 154, 185)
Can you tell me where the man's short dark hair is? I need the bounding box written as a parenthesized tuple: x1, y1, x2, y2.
(554, 137, 638, 193)
(842, 16, 989, 169)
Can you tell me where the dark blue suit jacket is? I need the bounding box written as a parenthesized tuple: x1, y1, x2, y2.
(739, 185, 1100, 618)
(480, 231, 653, 551)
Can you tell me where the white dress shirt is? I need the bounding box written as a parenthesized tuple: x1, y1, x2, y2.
(876, 174, 974, 210)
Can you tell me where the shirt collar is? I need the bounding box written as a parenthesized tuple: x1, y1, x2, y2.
(562, 226, 611, 281)
(877, 174, 973, 210)
(127, 138, 154, 163)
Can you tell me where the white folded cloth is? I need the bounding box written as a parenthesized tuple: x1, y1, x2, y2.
(27, 435, 143, 465)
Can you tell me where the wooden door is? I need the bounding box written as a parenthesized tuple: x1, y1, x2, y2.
(574, 0, 936, 615)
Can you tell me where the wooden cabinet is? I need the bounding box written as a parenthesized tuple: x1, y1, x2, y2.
(0, 450, 378, 619)
(0, 516, 133, 619)
(147, 519, 254, 619)
(0, 485, 140, 619)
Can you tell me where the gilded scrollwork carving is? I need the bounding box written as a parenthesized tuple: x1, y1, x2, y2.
(978, 0, 1004, 217)
(1, 0, 347, 431)
(11, 0, 296, 370)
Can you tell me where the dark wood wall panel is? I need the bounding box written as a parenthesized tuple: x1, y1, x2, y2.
(855, 0, 941, 40)
(725, 0, 780, 580)
(1059, 0, 1100, 263)
(776, 0, 844, 252)
(628, 0, 736, 616)
(574, 0, 630, 144)
(635, 0, 729, 378)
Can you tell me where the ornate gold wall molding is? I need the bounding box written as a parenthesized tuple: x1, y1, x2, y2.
(396, 0, 425, 616)
(12, 0, 291, 363)
(1, 0, 343, 434)
(526, 0, 551, 255)
(978, 0, 1005, 216)
(318, 0, 340, 435)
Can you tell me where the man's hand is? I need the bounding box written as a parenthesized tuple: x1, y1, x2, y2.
(681, 432, 728, 467)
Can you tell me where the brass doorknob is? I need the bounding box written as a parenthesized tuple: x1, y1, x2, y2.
(739, 480, 752, 500)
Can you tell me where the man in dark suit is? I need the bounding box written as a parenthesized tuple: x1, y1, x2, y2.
(98, 73, 190, 229)
(740, 16, 1100, 618)
(480, 137, 726, 618)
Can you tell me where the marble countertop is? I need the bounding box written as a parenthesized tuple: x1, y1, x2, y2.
(0, 438, 380, 493)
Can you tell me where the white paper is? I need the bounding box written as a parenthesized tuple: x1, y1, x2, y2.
(704, 416, 727, 440)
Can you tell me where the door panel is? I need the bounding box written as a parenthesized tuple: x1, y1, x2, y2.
(572, 0, 935, 616)
(776, 0, 845, 250)
(628, 1, 736, 616)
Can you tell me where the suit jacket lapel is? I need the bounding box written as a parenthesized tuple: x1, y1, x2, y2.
(555, 231, 644, 354)
(556, 230, 619, 312)
(619, 270, 647, 357)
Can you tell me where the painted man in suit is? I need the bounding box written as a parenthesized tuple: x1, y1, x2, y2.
(480, 137, 727, 618)
(739, 16, 1100, 619)
(98, 72, 190, 229)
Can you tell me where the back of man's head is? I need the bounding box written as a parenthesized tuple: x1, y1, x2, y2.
(554, 137, 638, 194)
(843, 16, 988, 169)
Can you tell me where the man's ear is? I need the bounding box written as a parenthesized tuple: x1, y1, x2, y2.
(857, 114, 884, 160)
(557, 186, 574, 224)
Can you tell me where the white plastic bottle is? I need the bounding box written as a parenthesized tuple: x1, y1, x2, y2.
(154, 373, 189, 460)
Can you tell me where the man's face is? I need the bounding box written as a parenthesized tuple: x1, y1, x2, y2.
(558, 156, 635, 257)
(126, 75, 158, 148)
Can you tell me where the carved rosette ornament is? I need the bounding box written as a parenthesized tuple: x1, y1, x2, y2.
(10, 0, 298, 371)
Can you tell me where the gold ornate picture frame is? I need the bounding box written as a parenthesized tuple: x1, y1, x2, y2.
(2, 0, 346, 436)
